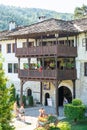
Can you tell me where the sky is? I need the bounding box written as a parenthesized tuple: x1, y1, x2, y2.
(0, 0, 87, 13)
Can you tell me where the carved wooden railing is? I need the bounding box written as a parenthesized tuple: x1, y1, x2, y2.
(16, 45, 77, 57)
(18, 69, 77, 80)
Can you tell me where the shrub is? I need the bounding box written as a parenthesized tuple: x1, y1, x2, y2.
(16, 94, 20, 106)
(47, 115, 58, 124)
(0, 124, 2, 130)
(35, 126, 46, 130)
(57, 121, 71, 130)
(64, 99, 86, 122)
(28, 96, 34, 106)
(48, 123, 60, 130)
(22, 95, 26, 106)
(72, 99, 82, 106)
(10, 84, 16, 102)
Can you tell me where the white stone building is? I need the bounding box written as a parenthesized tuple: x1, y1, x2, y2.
(0, 18, 87, 113)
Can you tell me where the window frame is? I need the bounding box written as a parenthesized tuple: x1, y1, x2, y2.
(84, 62, 87, 76)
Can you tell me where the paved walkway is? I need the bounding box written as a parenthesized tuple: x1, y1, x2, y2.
(12, 106, 65, 130)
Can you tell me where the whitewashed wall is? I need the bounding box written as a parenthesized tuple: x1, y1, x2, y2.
(0, 39, 40, 102)
(76, 33, 87, 105)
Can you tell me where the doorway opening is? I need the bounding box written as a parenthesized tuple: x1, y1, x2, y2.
(58, 86, 72, 106)
(45, 93, 50, 106)
(27, 88, 32, 96)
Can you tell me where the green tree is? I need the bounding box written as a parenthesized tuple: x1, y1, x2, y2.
(0, 54, 14, 130)
(74, 4, 87, 19)
(10, 84, 16, 102)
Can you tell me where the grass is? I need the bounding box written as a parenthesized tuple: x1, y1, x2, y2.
(61, 117, 87, 130)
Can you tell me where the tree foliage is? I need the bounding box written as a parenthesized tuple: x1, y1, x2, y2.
(74, 4, 87, 19)
(0, 4, 73, 31)
(0, 54, 14, 130)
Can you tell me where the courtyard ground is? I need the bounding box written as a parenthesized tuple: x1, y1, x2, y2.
(12, 106, 64, 130)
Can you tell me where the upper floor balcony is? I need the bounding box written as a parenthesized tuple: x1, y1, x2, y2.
(16, 44, 77, 58)
(18, 68, 77, 81)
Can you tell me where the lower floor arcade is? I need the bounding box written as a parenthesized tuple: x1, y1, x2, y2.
(20, 80, 75, 115)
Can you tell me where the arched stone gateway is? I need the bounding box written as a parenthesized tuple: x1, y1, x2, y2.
(58, 86, 72, 106)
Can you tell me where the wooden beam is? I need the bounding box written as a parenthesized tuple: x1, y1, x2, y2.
(40, 82, 42, 104)
(73, 80, 76, 98)
(20, 80, 23, 105)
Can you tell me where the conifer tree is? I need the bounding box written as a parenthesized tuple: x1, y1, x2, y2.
(0, 54, 14, 130)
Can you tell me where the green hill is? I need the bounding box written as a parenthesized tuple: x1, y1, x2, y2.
(0, 4, 73, 31)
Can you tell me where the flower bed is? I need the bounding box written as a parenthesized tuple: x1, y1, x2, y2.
(37, 115, 58, 127)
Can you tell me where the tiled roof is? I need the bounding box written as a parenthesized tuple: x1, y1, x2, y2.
(0, 18, 87, 39)
(6, 18, 78, 37)
(71, 18, 87, 32)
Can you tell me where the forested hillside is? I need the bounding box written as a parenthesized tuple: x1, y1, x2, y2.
(0, 4, 73, 31)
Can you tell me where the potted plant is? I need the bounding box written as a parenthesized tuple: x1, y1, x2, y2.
(49, 62, 55, 69)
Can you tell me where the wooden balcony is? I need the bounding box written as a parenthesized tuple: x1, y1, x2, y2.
(16, 45, 77, 57)
(18, 69, 77, 81)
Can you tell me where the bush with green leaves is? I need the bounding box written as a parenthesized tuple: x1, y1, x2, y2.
(0, 124, 2, 130)
(47, 115, 58, 124)
(35, 126, 46, 130)
(48, 123, 60, 130)
(10, 84, 16, 102)
(16, 94, 20, 106)
(28, 96, 34, 106)
(22, 95, 26, 106)
(72, 99, 82, 106)
(64, 98, 86, 122)
(0, 54, 14, 130)
(57, 121, 71, 130)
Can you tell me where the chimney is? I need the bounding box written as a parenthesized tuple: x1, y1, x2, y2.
(9, 21, 16, 31)
(38, 16, 46, 22)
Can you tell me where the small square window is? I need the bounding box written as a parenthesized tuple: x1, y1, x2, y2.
(84, 62, 87, 76)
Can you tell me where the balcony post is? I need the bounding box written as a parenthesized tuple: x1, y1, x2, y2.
(55, 80, 58, 115)
(15, 38, 17, 52)
(18, 58, 20, 77)
(20, 80, 24, 105)
(40, 82, 42, 104)
(26, 38, 29, 47)
(73, 80, 76, 98)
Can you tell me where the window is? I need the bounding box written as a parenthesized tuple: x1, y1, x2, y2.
(8, 63, 12, 73)
(7, 44, 11, 53)
(12, 43, 16, 53)
(8, 63, 18, 73)
(82, 38, 87, 50)
(7, 43, 15, 53)
(84, 62, 87, 76)
(14, 63, 18, 73)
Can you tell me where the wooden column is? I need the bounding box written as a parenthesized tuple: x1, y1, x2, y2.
(15, 38, 17, 53)
(40, 82, 42, 104)
(55, 80, 58, 115)
(26, 38, 29, 47)
(55, 53, 59, 115)
(20, 80, 23, 105)
(18, 58, 20, 77)
(73, 80, 76, 98)
(42, 57, 44, 77)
